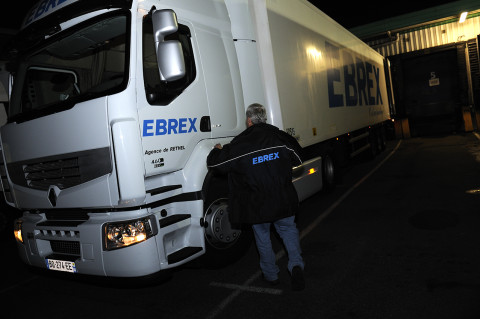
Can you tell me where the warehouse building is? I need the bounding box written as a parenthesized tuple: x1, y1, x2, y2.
(351, 0, 480, 137)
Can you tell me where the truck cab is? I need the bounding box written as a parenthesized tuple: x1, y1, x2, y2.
(4, 0, 249, 277)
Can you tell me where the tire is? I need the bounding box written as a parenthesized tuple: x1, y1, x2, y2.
(367, 129, 378, 160)
(379, 126, 387, 151)
(199, 174, 252, 268)
(322, 152, 336, 192)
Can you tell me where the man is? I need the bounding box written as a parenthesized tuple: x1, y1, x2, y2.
(207, 103, 305, 291)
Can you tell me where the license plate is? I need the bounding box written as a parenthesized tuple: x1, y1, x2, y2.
(46, 258, 77, 273)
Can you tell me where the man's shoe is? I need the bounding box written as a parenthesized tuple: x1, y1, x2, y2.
(291, 266, 305, 291)
(262, 276, 280, 286)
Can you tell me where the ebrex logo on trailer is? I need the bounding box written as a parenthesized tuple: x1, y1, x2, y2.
(325, 41, 384, 108)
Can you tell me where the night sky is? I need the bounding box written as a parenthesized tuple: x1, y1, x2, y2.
(0, 0, 461, 31)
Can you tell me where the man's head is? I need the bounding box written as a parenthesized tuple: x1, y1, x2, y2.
(246, 103, 267, 127)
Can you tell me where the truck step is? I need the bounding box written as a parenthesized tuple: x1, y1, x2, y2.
(159, 214, 190, 228)
(167, 246, 202, 264)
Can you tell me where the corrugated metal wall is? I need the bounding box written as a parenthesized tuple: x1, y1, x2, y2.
(367, 16, 480, 57)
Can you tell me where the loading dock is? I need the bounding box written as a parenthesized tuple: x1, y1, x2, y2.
(352, 0, 480, 137)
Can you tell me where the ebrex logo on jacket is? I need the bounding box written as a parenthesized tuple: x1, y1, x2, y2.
(252, 152, 280, 165)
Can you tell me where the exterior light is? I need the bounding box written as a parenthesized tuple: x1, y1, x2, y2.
(459, 11, 468, 23)
(306, 47, 322, 60)
(14, 219, 23, 243)
(103, 217, 154, 250)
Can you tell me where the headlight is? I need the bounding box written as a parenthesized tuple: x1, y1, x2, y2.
(14, 219, 23, 244)
(103, 217, 154, 250)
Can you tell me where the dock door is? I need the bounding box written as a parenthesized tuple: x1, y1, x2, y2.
(390, 44, 470, 137)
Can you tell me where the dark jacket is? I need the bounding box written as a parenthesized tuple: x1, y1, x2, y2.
(207, 123, 302, 224)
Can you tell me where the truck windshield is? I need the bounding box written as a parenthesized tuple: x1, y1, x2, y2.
(9, 12, 128, 122)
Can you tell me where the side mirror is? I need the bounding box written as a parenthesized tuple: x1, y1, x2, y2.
(152, 9, 186, 81)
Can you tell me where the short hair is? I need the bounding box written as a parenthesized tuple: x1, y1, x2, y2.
(246, 103, 267, 124)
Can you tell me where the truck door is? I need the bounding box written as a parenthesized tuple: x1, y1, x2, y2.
(139, 12, 211, 177)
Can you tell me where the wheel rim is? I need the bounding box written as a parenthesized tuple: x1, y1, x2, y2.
(204, 198, 241, 249)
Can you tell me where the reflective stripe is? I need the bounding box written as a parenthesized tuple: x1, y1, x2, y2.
(208, 145, 301, 168)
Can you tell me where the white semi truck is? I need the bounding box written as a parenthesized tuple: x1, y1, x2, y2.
(2, 0, 393, 277)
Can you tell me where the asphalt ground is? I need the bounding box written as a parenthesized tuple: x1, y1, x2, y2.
(1, 133, 480, 319)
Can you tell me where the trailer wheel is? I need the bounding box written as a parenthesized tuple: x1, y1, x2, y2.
(368, 130, 378, 159)
(200, 174, 252, 267)
(322, 153, 336, 191)
(379, 126, 387, 151)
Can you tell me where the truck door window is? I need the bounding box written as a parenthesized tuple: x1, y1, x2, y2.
(143, 16, 196, 105)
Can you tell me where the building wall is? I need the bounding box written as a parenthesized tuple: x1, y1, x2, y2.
(366, 16, 480, 57)
(363, 15, 480, 136)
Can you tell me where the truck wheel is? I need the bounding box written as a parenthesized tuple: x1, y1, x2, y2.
(204, 198, 242, 250)
(200, 175, 252, 268)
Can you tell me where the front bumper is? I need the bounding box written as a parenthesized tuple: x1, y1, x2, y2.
(15, 200, 205, 277)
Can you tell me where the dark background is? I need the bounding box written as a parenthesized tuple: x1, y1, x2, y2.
(0, 0, 461, 31)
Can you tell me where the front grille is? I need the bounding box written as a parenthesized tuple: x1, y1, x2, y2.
(7, 147, 112, 191)
(24, 157, 82, 190)
(50, 240, 81, 255)
(39, 229, 80, 238)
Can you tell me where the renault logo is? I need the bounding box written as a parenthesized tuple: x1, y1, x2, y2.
(48, 186, 60, 207)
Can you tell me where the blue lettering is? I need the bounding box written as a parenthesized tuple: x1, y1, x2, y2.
(356, 60, 368, 106)
(25, 7, 37, 24)
(168, 119, 178, 134)
(143, 120, 154, 136)
(325, 41, 384, 108)
(325, 42, 343, 108)
(25, 0, 70, 25)
(252, 152, 280, 165)
(374, 67, 383, 105)
(34, 1, 48, 19)
(366, 62, 375, 105)
(142, 118, 198, 136)
(156, 119, 167, 135)
(45, 0, 57, 11)
(343, 51, 357, 107)
(179, 118, 187, 133)
(188, 118, 197, 133)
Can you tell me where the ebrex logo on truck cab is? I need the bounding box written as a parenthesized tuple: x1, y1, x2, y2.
(142, 118, 198, 136)
(24, 0, 75, 28)
(325, 41, 384, 108)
